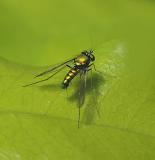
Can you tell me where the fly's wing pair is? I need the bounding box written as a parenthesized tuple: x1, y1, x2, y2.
(23, 57, 76, 87)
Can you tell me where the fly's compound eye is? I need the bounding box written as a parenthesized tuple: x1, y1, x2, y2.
(81, 51, 87, 55)
(90, 54, 95, 61)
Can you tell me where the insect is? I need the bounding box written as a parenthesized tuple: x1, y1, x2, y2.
(23, 50, 97, 127)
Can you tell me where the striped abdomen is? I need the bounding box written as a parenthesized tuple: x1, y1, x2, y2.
(62, 67, 79, 89)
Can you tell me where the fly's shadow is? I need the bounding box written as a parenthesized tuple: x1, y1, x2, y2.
(68, 72, 105, 125)
(37, 72, 105, 126)
(39, 83, 59, 92)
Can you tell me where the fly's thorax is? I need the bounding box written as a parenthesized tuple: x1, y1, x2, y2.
(75, 54, 90, 67)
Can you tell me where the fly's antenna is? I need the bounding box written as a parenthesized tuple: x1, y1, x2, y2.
(88, 31, 97, 53)
(89, 49, 94, 54)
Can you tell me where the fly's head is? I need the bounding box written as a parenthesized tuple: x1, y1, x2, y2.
(81, 49, 95, 62)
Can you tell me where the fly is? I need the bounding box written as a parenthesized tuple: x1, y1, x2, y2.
(23, 50, 97, 127)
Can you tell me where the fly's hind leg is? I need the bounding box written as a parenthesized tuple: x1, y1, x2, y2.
(78, 103, 81, 128)
(87, 68, 93, 89)
(77, 70, 88, 128)
(78, 71, 82, 128)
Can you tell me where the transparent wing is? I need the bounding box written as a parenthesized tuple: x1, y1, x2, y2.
(23, 66, 65, 87)
(23, 56, 77, 87)
(35, 58, 75, 78)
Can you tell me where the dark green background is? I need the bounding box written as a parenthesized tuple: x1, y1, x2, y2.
(1, 0, 154, 67)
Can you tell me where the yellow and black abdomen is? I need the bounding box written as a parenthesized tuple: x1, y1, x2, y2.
(62, 67, 79, 89)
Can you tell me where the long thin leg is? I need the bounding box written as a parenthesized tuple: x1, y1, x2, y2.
(78, 104, 81, 128)
(90, 63, 117, 79)
(77, 70, 88, 128)
(78, 72, 82, 128)
(86, 68, 93, 88)
(89, 68, 93, 89)
(65, 88, 68, 98)
(23, 67, 64, 87)
(88, 67, 100, 117)
(84, 70, 87, 90)
(88, 63, 102, 73)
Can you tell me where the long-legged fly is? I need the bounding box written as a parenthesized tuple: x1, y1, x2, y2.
(23, 50, 97, 127)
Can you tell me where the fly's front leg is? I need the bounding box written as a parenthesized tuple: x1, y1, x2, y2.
(88, 63, 101, 73)
(88, 63, 96, 71)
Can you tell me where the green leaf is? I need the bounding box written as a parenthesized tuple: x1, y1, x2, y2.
(0, 0, 155, 159)
(0, 39, 155, 160)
